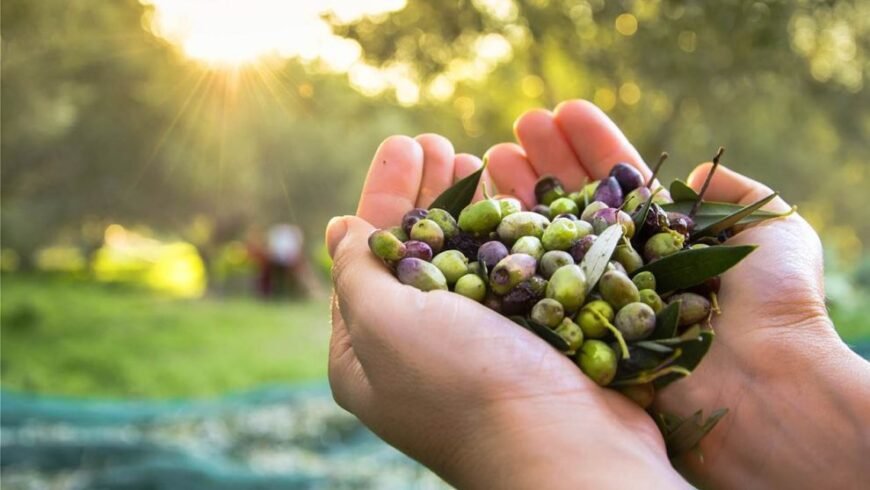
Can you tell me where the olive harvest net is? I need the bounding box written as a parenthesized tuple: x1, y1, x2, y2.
(1, 384, 449, 490)
(4, 343, 869, 489)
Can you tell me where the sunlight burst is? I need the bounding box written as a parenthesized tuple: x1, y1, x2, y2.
(143, 0, 405, 67)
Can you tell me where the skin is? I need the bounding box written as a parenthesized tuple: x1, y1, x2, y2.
(327, 105, 870, 488)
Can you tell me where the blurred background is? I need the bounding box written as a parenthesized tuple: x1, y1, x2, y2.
(2, 0, 869, 488)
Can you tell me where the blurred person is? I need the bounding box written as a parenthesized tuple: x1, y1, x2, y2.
(249, 223, 322, 298)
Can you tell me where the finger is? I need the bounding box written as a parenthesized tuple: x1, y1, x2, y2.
(327, 215, 414, 347)
(329, 293, 373, 413)
(326, 215, 350, 259)
(485, 143, 538, 209)
(415, 134, 456, 208)
(514, 109, 589, 190)
(453, 153, 494, 202)
(357, 135, 425, 228)
(553, 100, 649, 181)
(687, 163, 791, 213)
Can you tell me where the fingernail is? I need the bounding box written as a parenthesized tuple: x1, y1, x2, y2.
(326, 216, 350, 259)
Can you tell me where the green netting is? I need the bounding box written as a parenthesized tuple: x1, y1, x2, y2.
(4, 343, 868, 489)
(1, 383, 449, 490)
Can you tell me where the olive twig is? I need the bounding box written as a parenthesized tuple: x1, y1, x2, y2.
(689, 147, 725, 219)
(647, 152, 669, 188)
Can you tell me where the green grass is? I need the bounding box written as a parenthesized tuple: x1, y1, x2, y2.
(1, 274, 330, 398)
(2, 274, 867, 400)
(830, 304, 870, 344)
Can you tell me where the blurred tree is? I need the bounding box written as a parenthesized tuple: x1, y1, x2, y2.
(2, 0, 868, 274)
(0, 0, 448, 269)
(334, 0, 870, 254)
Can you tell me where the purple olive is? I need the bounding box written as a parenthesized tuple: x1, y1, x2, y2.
(592, 176, 623, 208)
(477, 240, 509, 271)
(402, 208, 429, 235)
(395, 257, 448, 291)
(483, 293, 503, 312)
(609, 163, 645, 193)
(445, 232, 482, 260)
(591, 208, 635, 238)
(490, 254, 538, 295)
(632, 203, 669, 243)
(569, 235, 597, 262)
(667, 212, 695, 238)
(403, 240, 433, 261)
(500, 281, 541, 316)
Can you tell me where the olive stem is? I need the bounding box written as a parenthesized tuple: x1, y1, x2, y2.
(710, 292, 720, 314)
(646, 152, 668, 188)
(481, 182, 493, 201)
(689, 147, 725, 219)
(593, 310, 630, 360)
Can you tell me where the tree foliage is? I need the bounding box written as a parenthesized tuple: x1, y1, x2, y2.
(2, 0, 868, 265)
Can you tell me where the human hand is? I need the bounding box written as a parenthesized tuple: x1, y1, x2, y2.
(485, 100, 870, 489)
(325, 134, 687, 489)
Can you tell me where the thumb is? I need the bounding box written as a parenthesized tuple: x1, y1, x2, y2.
(326, 215, 354, 259)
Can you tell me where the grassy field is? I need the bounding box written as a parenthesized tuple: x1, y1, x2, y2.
(2, 273, 867, 399)
(1, 274, 330, 398)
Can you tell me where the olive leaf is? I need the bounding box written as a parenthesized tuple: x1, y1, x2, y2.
(510, 316, 571, 352)
(661, 200, 788, 230)
(656, 408, 729, 458)
(650, 301, 681, 339)
(429, 156, 487, 218)
(612, 344, 691, 386)
(653, 324, 703, 345)
(653, 329, 714, 389)
(634, 341, 674, 354)
(669, 179, 700, 202)
(580, 224, 623, 294)
(634, 245, 756, 292)
(691, 192, 779, 238)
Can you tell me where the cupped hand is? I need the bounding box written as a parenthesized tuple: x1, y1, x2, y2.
(486, 100, 870, 489)
(325, 134, 685, 489)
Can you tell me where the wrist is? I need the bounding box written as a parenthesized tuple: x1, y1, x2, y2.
(443, 394, 688, 489)
(683, 316, 870, 488)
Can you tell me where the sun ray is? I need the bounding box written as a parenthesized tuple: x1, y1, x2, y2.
(126, 68, 210, 193)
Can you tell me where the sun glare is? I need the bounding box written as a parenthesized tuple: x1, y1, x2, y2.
(143, 0, 405, 67)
